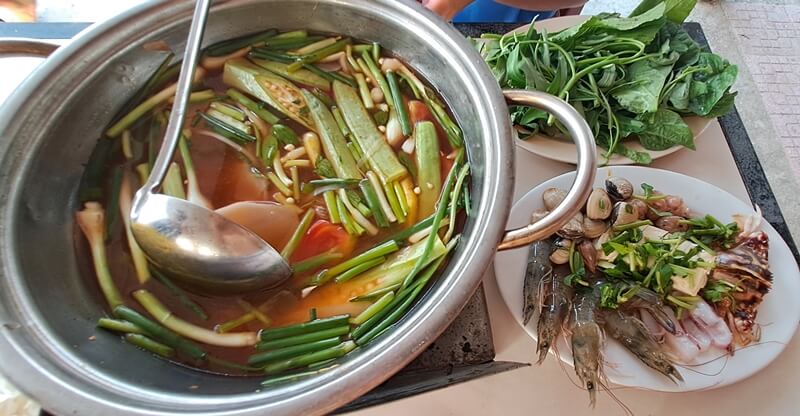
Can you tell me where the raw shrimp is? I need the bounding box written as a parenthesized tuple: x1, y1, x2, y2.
(570, 290, 604, 407)
(535, 266, 573, 364)
(619, 287, 677, 334)
(640, 310, 666, 343)
(602, 310, 683, 383)
(522, 239, 553, 325)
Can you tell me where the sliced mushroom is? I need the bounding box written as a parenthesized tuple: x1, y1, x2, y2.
(605, 176, 633, 201)
(543, 188, 567, 211)
(586, 188, 612, 220)
(557, 212, 584, 239)
(583, 217, 608, 239)
(611, 202, 639, 227)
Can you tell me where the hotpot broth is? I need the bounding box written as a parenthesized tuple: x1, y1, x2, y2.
(78, 28, 468, 375)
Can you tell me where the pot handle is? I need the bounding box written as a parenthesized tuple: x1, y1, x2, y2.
(0, 38, 58, 57)
(497, 90, 597, 251)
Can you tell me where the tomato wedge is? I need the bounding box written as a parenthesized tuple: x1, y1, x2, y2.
(290, 220, 355, 262)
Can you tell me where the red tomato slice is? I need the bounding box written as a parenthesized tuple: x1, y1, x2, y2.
(290, 220, 355, 262)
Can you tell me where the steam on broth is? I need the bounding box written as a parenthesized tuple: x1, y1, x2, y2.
(75, 29, 469, 380)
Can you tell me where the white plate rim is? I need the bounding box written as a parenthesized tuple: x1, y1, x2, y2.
(493, 166, 800, 392)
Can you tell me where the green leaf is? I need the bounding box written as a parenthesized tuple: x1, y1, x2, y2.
(688, 52, 738, 116)
(631, 0, 697, 24)
(617, 144, 653, 164)
(668, 77, 692, 110)
(617, 115, 646, 137)
(597, 3, 667, 32)
(552, 4, 666, 47)
(702, 89, 737, 118)
(637, 108, 694, 150)
(654, 21, 700, 68)
(612, 59, 674, 114)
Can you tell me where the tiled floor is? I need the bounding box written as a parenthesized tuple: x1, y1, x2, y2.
(723, 2, 800, 175)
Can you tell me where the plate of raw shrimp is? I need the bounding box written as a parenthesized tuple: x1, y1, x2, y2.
(494, 166, 800, 398)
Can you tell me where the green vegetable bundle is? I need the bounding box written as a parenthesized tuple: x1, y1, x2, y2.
(475, 0, 737, 164)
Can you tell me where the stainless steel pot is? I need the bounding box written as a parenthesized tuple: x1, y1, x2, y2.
(0, 1, 595, 414)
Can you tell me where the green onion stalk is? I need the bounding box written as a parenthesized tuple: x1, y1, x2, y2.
(97, 318, 144, 334)
(132, 289, 258, 347)
(150, 267, 208, 321)
(399, 151, 463, 291)
(281, 209, 316, 259)
(75, 202, 124, 310)
(256, 326, 350, 351)
(260, 314, 350, 341)
(114, 305, 207, 360)
(263, 341, 356, 374)
(249, 337, 342, 367)
(117, 172, 151, 284)
(125, 333, 175, 358)
(106, 67, 206, 138)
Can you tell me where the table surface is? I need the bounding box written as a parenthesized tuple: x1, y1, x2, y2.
(347, 23, 800, 416)
(1, 20, 798, 416)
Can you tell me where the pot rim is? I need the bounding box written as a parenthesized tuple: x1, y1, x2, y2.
(0, 1, 513, 414)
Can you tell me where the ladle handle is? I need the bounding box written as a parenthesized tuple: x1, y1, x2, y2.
(142, 0, 211, 193)
(497, 90, 597, 250)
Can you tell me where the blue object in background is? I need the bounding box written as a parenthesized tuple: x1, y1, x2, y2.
(452, 0, 556, 23)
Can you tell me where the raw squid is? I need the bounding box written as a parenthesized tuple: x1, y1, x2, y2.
(688, 300, 733, 349)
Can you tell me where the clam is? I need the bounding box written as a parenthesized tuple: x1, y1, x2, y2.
(578, 239, 597, 273)
(530, 209, 549, 224)
(549, 239, 572, 265)
(605, 176, 633, 201)
(585, 188, 612, 220)
(655, 215, 690, 232)
(557, 212, 584, 239)
(543, 188, 567, 211)
(629, 198, 649, 220)
(583, 217, 608, 239)
(611, 201, 639, 227)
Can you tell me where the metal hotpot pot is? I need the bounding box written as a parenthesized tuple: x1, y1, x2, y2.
(0, 0, 596, 414)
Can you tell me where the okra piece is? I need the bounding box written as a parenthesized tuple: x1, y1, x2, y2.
(333, 81, 407, 183)
(415, 121, 441, 218)
(301, 90, 361, 179)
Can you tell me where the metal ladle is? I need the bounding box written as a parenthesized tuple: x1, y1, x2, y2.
(129, 0, 291, 294)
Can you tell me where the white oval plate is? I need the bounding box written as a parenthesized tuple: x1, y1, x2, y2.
(493, 166, 800, 392)
(509, 17, 714, 165)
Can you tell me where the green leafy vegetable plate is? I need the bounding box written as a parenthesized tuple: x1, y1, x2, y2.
(510, 16, 712, 165)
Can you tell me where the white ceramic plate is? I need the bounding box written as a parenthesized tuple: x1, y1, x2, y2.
(508, 17, 714, 165)
(493, 166, 800, 392)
